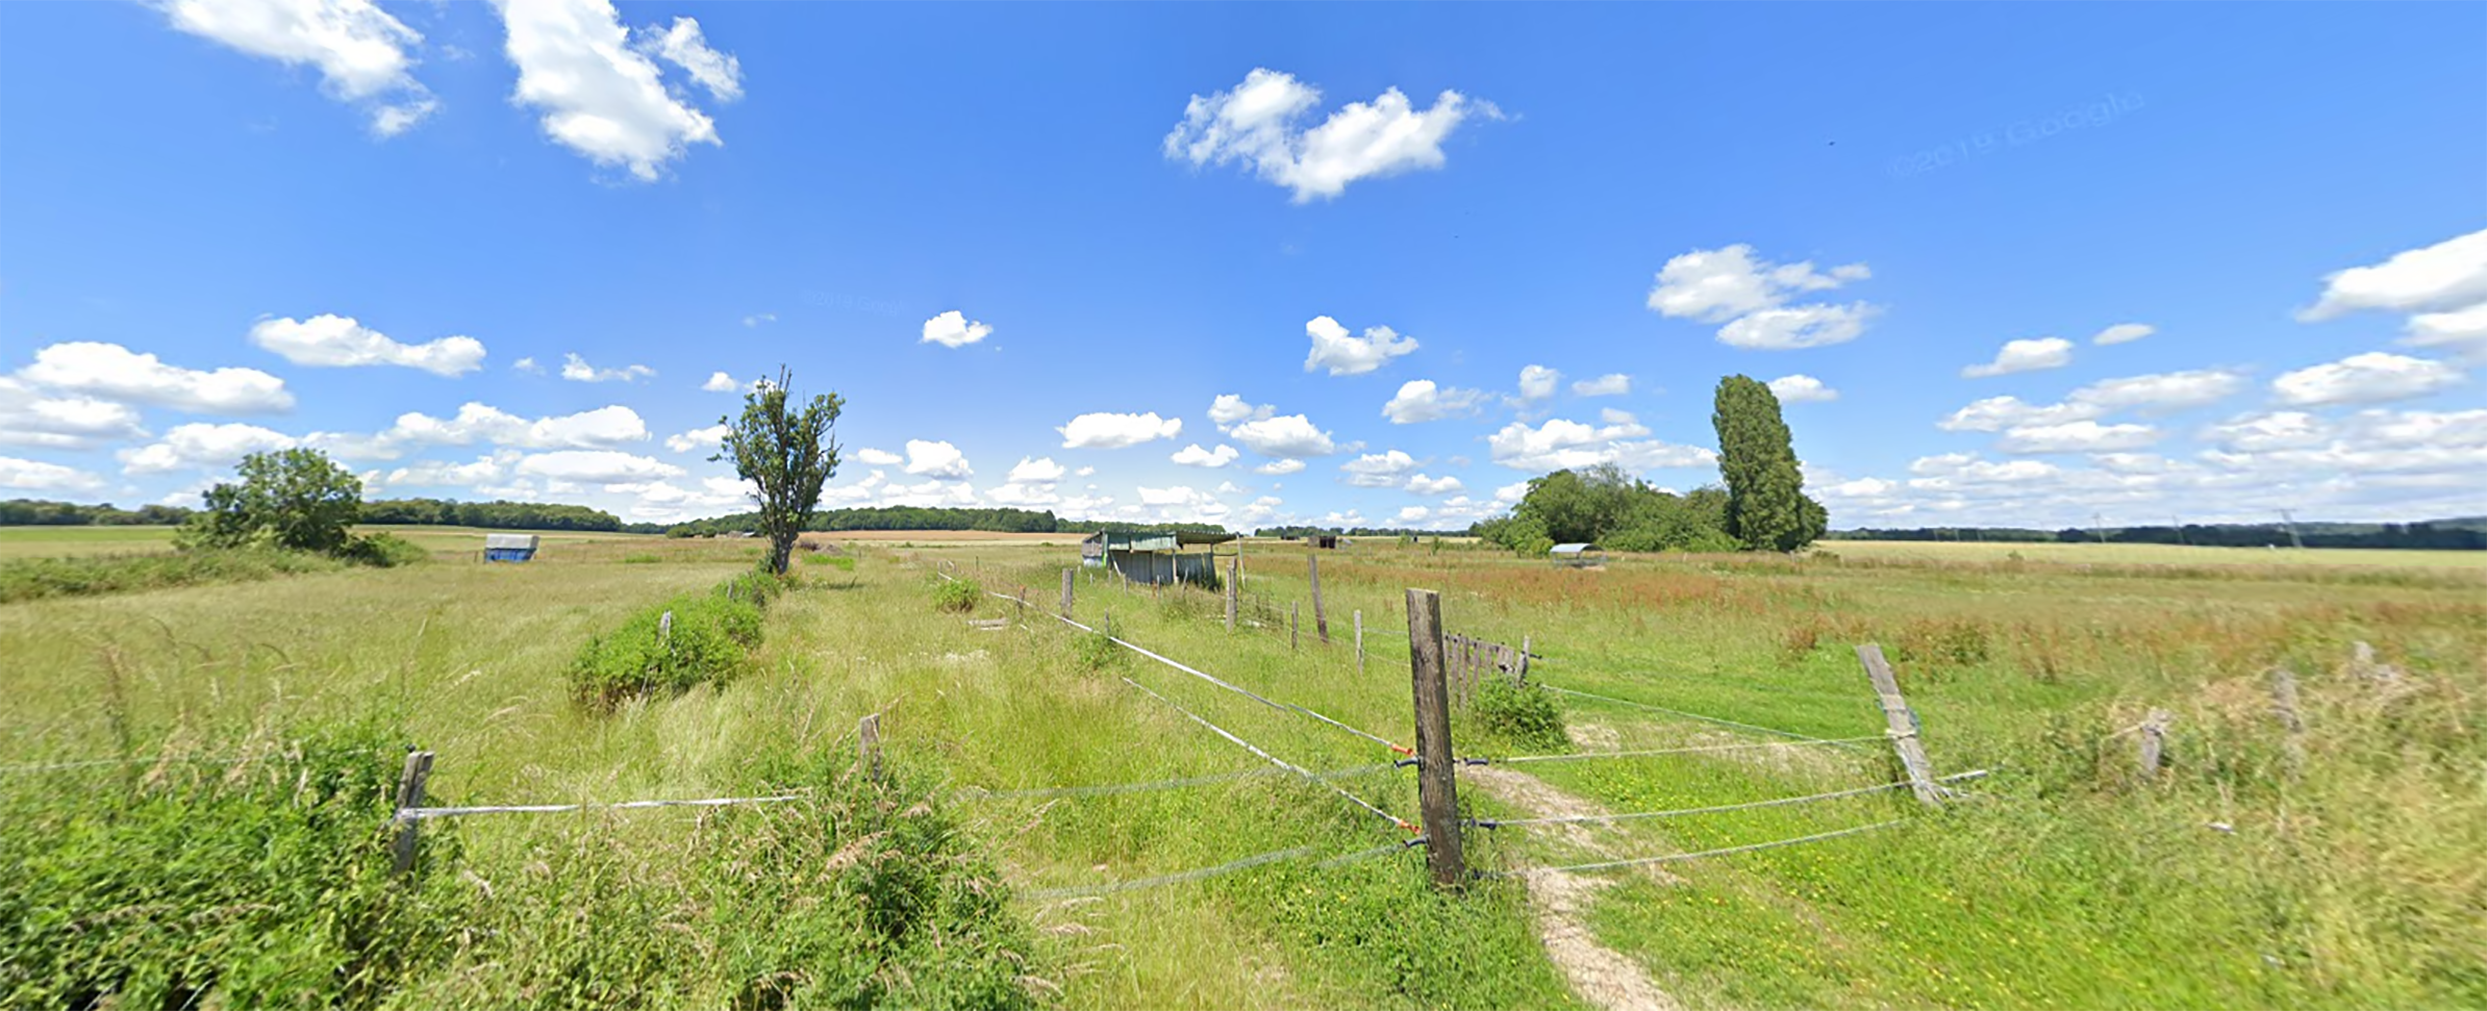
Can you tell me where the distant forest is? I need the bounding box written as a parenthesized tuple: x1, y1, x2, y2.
(0, 498, 630, 533)
(1826, 518, 2487, 551)
(665, 506, 1223, 537)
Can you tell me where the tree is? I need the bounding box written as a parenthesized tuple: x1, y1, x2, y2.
(176, 448, 363, 554)
(715, 367, 844, 574)
(1711, 375, 1825, 552)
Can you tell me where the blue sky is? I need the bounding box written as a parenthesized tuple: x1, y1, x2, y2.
(3, 1, 2483, 532)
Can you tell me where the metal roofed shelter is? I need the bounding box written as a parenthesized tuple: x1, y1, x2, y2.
(1549, 542, 1606, 569)
(484, 533, 539, 563)
(1081, 530, 1238, 587)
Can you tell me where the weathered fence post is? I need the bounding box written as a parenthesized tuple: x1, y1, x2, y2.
(859, 713, 883, 781)
(1355, 610, 1365, 677)
(390, 750, 435, 876)
(1015, 587, 1027, 624)
(1518, 634, 1531, 683)
(2137, 708, 2171, 780)
(1854, 645, 1943, 807)
(1406, 588, 1464, 887)
(1226, 556, 1239, 632)
(1308, 552, 1330, 644)
(2270, 667, 2305, 777)
(1291, 600, 1299, 651)
(658, 610, 673, 647)
(1060, 568, 1074, 618)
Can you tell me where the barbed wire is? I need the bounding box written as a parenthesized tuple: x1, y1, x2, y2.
(1540, 685, 1865, 750)
(1475, 734, 1890, 767)
(399, 793, 809, 822)
(1116, 675, 1413, 833)
(1469, 770, 1991, 829)
(957, 761, 1395, 801)
(1490, 819, 1903, 877)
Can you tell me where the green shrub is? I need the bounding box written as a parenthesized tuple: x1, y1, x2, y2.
(1467, 676, 1568, 752)
(567, 594, 760, 708)
(801, 553, 857, 571)
(338, 531, 429, 568)
(1071, 627, 1123, 671)
(718, 566, 784, 607)
(0, 717, 463, 1008)
(0, 549, 341, 603)
(932, 578, 981, 614)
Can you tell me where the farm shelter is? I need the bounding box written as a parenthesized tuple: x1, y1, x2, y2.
(1081, 531, 1237, 587)
(1549, 542, 1605, 569)
(483, 533, 539, 563)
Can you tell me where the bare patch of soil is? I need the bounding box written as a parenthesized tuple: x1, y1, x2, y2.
(1464, 766, 1681, 1011)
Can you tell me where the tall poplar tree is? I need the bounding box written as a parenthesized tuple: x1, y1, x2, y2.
(716, 368, 844, 574)
(1711, 375, 1827, 552)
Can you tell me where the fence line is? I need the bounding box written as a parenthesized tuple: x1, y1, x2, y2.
(1479, 734, 1890, 767)
(1117, 676, 1412, 833)
(400, 793, 809, 822)
(1025, 840, 1407, 900)
(974, 579, 1413, 756)
(1491, 819, 1903, 877)
(1541, 685, 1866, 751)
(1471, 770, 1991, 829)
(957, 762, 1396, 801)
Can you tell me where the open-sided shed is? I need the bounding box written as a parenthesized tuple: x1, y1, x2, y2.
(1549, 542, 1605, 569)
(483, 533, 539, 563)
(1082, 530, 1237, 587)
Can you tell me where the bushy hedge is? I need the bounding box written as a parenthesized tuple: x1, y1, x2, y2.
(1467, 676, 1568, 752)
(0, 549, 344, 604)
(567, 568, 783, 709)
(931, 577, 982, 613)
(0, 719, 462, 1008)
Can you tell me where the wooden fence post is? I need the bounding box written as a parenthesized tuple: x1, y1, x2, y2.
(1406, 588, 1464, 887)
(2137, 708, 2171, 780)
(1226, 556, 1239, 632)
(1060, 568, 1075, 618)
(859, 713, 882, 781)
(1854, 645, 1943, 807)
(1519, 635, 1532, 683)
(390, 750, 435, 876)
(1291, 601, 1299, 651)
(1355, 610, 1365, 677)
(2270, 667, 2305, 778)
(1308, 552, 1329, 644)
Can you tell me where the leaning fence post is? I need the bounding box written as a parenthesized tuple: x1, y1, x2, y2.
(2270, 667, 2305, 778)
(1406, 588, 1464, 887)
(2137, 708, 2171, 780)
(1060, 568, 1074, 618)
(859, 713, 883, 781)
(1308, 552, 1330, 644)
(390, 749, 436, 876)
(1854, 645, 1943, 807)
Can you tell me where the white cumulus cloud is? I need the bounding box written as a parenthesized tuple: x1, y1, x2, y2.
(633, 16, 740, 102)
(2299, 228, 2487, 322)
(1341, 450, 1416, 488)
(162, 0, 438, 136)
(1208, 394, 1273, 429)
(1647, 244, 1878, 349)
(1229, 414, 1338, 458)
(514, 449, 682, 485)
(663, 424, 727, 453)
(2272, 352, 2464, 406)
(495, 0, 729, 180)
(1255, 459, 1306, 476)
(1767, 374, 1839, 403)
(1487, 417, 1714, 473)
(0, 455, 107, 492)
(120, 423, 299, 474)
(921, 310, 993, 348)
(1995, 420, 2160, 454)
(1404, 473, 1463, 496)
(1381, 380, 1485, 424)
(1571, 373, 1631, 397)
(18, 342, 293, 415)
(0, 378, 148, 450)
(903, 439, 972, 479)
(1962, 337, 2074, 378)
(1304, 316, 1418, 376)
(2404, 302, 2487, 363)
(1169, 443, 1240, 468)
(384, 402, 649, 450)
(560, 352, 653, 383)
(1059, 411, 1182, 449)
(248, 314, 485, 376)
(854, 448, 903, 466)
(2092, 323, 2155, 345)
(1007, 456, 1066, 483)
(1517, 365, 1559, 402)
(1162, 68, 1497, 203)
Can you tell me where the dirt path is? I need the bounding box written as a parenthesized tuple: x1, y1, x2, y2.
(1464, 765, 1683, 1011)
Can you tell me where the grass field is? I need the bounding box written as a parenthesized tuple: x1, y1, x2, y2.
(1819, 537, 2487, 569)
(2, 528, 2480, 1008)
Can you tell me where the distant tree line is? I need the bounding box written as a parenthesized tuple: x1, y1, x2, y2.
(1830, 520, 2487, 551)
(3, 497, 624, 532)
(360, 498, 624, 531)
(1256, 525, 1468, 539)
(669, 506, 1071, 537)
(0, 500, 196, 526)
(1470, 465, 1745, 555)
